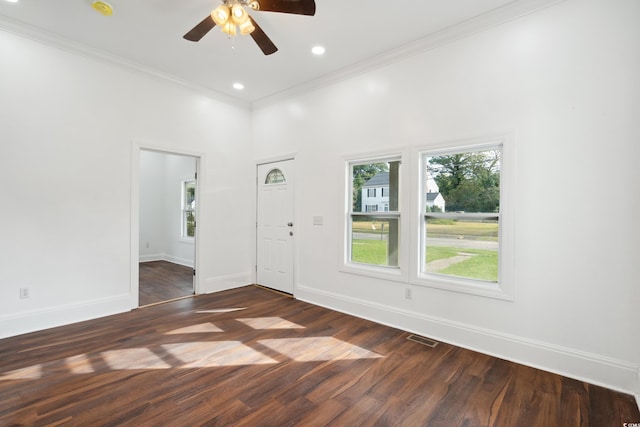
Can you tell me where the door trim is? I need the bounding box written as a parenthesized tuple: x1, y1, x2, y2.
(255, 156, 297, 295)
(130, 140, 204, 309)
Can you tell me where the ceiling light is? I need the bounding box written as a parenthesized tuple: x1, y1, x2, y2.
(238, 19, 256, 35)
(211, 5, 230, 26)
(231, 4, 249, 24)
(311, 46, 325, 55)
(233, 83, 245, 90)
(92, 1, 113, 16)
(210, 2, 255, 36)
(221, 21, 237, 36)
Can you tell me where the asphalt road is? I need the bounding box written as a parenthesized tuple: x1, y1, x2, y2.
(353, 233, 498, 250)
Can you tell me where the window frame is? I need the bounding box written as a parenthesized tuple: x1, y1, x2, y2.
(341, 151, 409, 282)
(411, 135, 515, 301)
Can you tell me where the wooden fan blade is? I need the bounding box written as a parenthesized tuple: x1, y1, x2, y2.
(183, 16, 216, 42)
(249, 17, 278, 55)
(253, 0, 315, 16)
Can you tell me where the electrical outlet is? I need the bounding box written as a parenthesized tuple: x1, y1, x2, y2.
(20, 288, 30, 299)
(405, 288, 412, 300)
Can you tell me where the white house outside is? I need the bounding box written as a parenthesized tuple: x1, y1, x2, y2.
(426, 191, 446, 212)
(361, 172, 446, 212)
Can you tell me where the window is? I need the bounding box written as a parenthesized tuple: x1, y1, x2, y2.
(348, 158, 401, 268)
(343, 136, 512, 299)
(265, 169, 286, 184)
(367, 188, 376, 197)
(420, 146, 501, 284)
(182, 180, 196, 239)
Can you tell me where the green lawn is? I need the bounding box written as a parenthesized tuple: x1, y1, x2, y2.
(352, 239, 498, 281)
(351, 239, 389, 266)
(438, 248, 498, 281)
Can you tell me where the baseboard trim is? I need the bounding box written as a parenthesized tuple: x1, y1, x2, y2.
(0, 294, 130, 339)
(296, 285, 639, 397)
(139, 254, 194, 268)
(139, 254, 164, 263)
(163, 255, 194, 268)
(203, 272, 253, 294)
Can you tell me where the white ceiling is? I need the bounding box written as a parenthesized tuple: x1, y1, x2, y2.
(0, 0, 557, 105)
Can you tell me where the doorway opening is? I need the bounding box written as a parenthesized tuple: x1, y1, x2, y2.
(138, 149, 198, 307)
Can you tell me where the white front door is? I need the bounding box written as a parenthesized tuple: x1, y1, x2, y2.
(257, 160, 295, 294)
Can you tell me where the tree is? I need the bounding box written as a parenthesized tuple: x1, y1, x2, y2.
(428, 150, 500, 213)
(352, 163, 388, 212)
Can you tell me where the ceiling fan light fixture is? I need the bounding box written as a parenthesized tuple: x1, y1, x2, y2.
(211, 4, 230, 26)
(221, 21, 237, 36)
(238, 19, 255, 35)
(231, 4, 249, 25)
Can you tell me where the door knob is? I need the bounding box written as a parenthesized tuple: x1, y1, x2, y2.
(287, 222, 293, 227)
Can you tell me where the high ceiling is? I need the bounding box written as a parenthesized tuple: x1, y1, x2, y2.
(0, 0, 556, 105)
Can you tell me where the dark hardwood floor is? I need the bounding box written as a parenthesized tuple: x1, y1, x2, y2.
(139, 260, 193, 306)
(0, 286, 638, 426)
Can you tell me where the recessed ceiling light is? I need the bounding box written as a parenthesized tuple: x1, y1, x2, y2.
(311, 46, 325, 56)
(92, 1, 113, 16)
(233, 82, 245, 90)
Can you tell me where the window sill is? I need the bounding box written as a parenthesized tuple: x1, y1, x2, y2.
(179, 237, 195, 244)
(339, 263, 406, 284)
(412, 273, 514, 301)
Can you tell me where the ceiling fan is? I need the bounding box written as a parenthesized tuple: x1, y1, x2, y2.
(183, 0, 316, 55)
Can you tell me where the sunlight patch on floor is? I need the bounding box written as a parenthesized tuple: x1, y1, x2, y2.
(1, 319, 388, 379)
(237, 317, 305, 330)
(161, 341, 278, 367)
(66, 353, 95, 374)
(196, 308, 247, 314)
(166, 323, 224, 334)
(0, 363, 43, 380)
(102, 348, 171, 370)
(258, 337, 383, 362)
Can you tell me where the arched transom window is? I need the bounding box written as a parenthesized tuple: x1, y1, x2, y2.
(265, 168, 286, 184)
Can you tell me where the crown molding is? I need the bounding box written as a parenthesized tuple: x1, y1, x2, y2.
(251, 0, 567, 109)
(0, 15, 250, 110)
(1, 0, 566, 111)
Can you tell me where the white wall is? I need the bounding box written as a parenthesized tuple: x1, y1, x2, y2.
(139, 150, 167, 261)
(0, 29, 255, 338)
(139, 150, 196, 267)
(251, 0, 640, 396)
